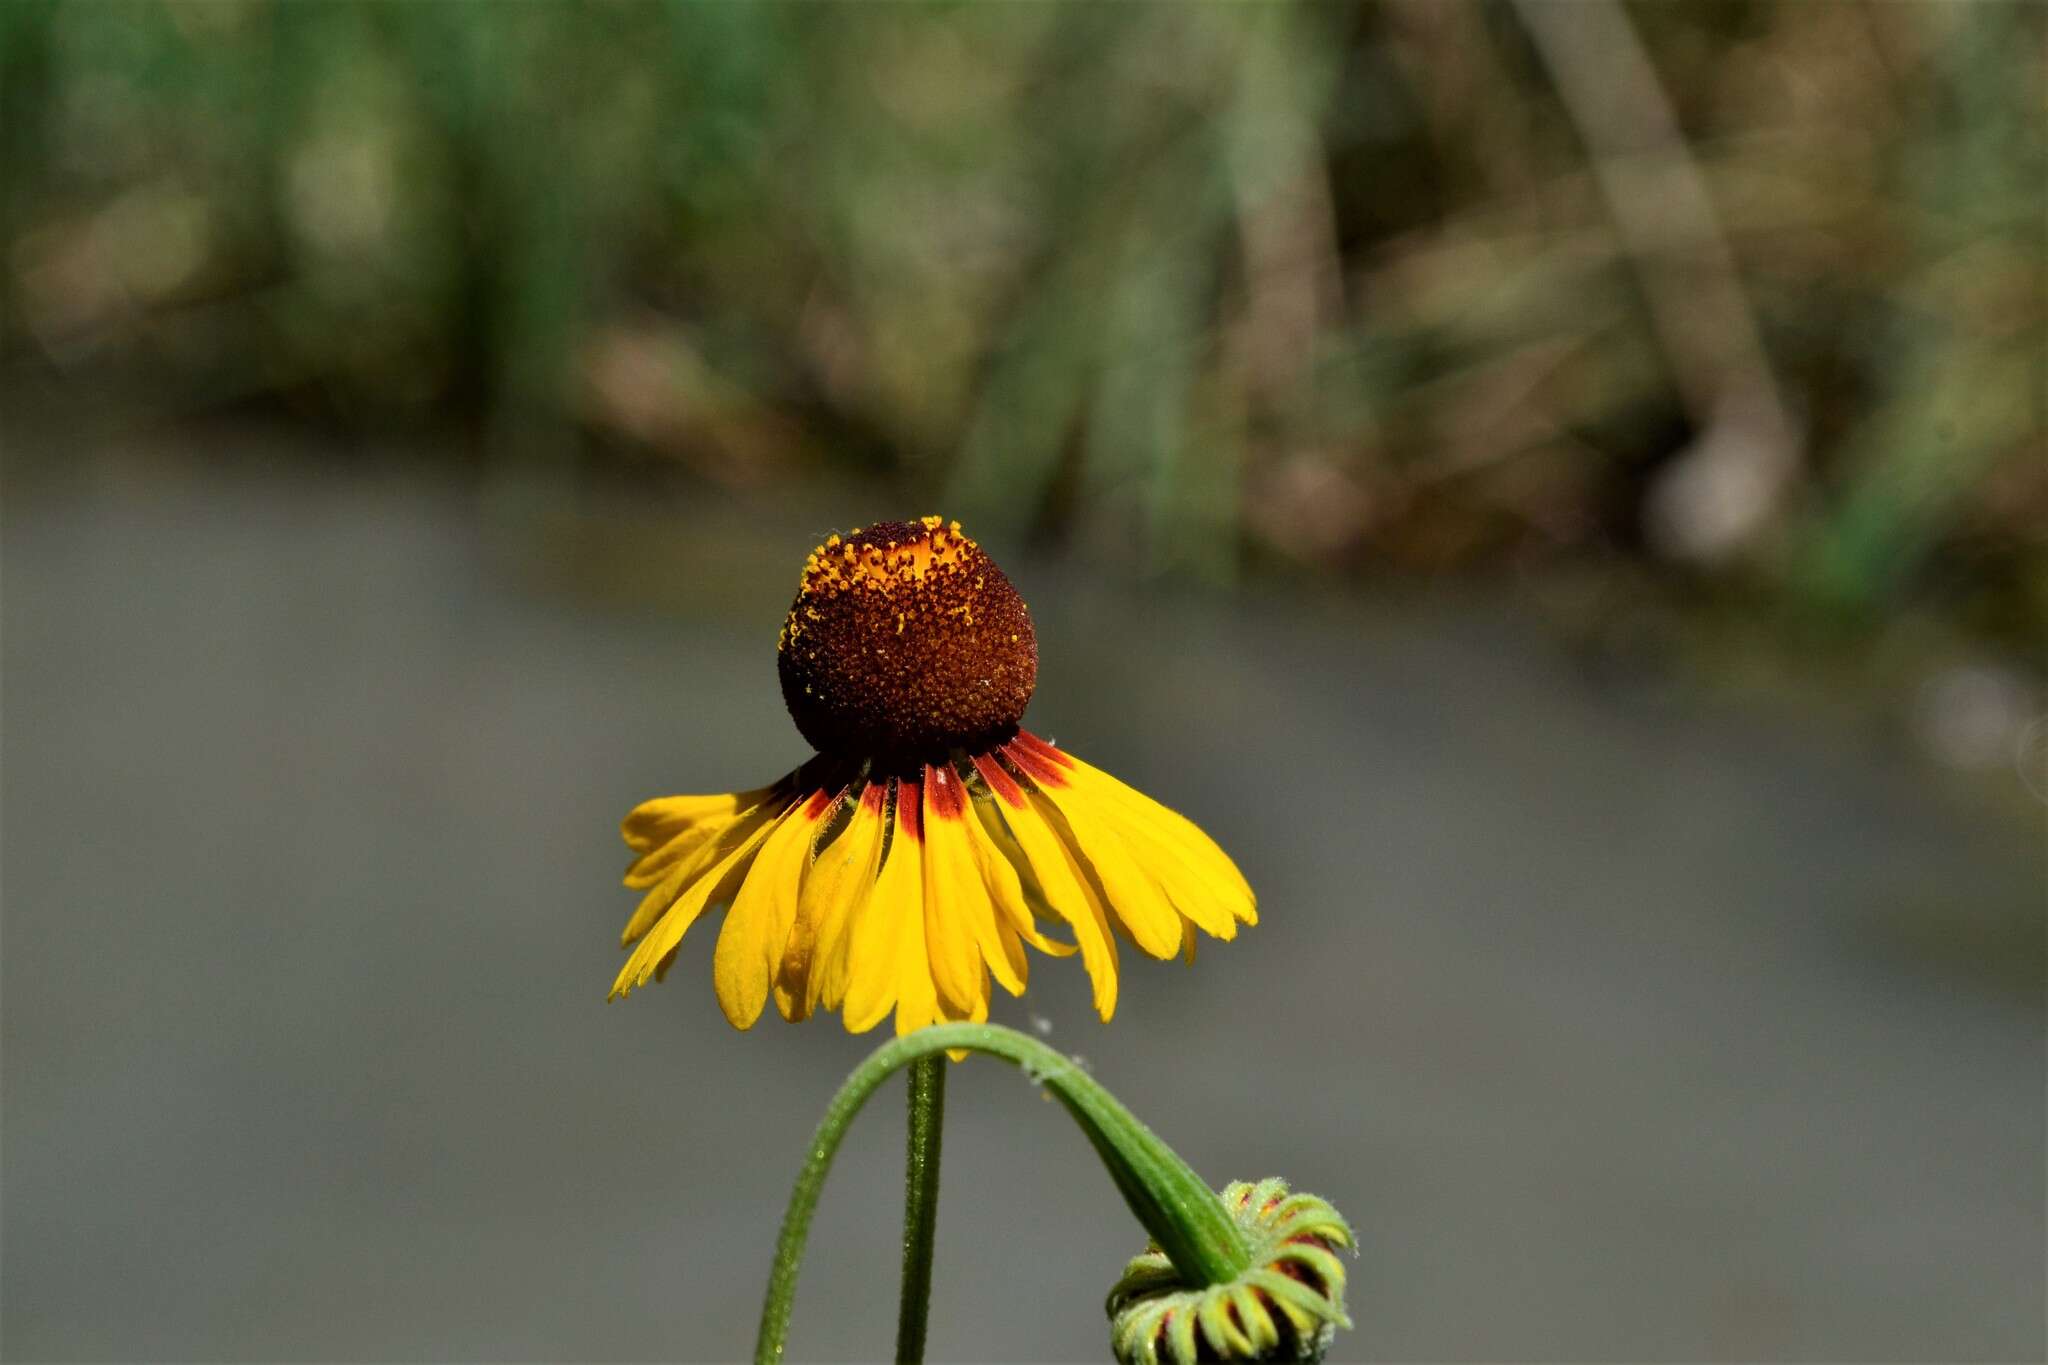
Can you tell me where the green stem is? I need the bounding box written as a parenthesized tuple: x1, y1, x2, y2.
(894, 1055, 945, 1363)
(752, 1023, 1251, 1365)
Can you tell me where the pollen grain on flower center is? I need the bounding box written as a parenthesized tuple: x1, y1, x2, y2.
(777, 516, 1037, 764)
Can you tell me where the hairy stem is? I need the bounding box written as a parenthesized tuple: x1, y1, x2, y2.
(894, 1055, 945, 1362)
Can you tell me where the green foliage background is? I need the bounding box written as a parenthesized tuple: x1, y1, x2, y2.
(3, 0, 2042, 636)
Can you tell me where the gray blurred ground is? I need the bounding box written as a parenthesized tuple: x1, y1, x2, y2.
(2, 437, 2041, 1362)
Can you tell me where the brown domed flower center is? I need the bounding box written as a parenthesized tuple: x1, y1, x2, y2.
(777, 517, 1037, 765)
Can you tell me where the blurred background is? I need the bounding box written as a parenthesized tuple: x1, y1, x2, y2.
(2, 2, 2042, 1361)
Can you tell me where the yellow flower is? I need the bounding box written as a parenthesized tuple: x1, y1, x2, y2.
(611, 516, 1256, 1034)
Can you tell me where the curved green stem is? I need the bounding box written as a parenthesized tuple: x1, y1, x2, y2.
(753, 1023, 1251, 1365)
(894, 1055, 945, 1363)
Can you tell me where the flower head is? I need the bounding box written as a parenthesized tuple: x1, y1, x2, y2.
(612, 516, 1256, 1034)
(779, 518, 1036, 762)
(1106, 1179, 1355, 1365)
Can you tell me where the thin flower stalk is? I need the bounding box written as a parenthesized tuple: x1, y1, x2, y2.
(894, 1055, 945, 1362)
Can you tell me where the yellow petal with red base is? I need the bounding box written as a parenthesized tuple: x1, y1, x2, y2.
(923, 764, 1028, 999)
(973, 753, 1119, 1021)
(1007, 740, 1185, 959)
(1015, 733, 1255, 935)
(956, 782, 1078, 964)
(779, 781, 885, 1019)
(713, 787, 837, 1029)
(843, 782, 935, 1034)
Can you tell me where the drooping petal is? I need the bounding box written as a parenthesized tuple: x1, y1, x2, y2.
(843, 780, 934, 1035)
(1007, 737, 1236, 945)
(612, 805, 788, 999)
(780, 780, 885, 1019)
(712, 786, 837, 1030)
(923, 762, 1027, 998)
(891, 854, 945, 1031)
(972, 752, 1120, 1021)
(622, 783, 780, 869)
(622, 791, 755, 852)
(1007, 739, 1183, 959)
(1015, 731, 1256, 932)
(622, 777, 791, 892)
(625, 819, 735, 890)
(955, 778, 1078, 962)
(910, 771, 995, 1015)
(619, 788, 791, 948)
(1111, 814, 1247, 942)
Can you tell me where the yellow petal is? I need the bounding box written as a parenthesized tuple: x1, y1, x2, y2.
(1006, 741, 1183, 959)
(1113, 814, 1247, 940)
(1019, 732, 1256, 927)
(624, 827, 719, 889)
(623, 780, 789, 888)
(622, 784, 777, 854)
(1046, 788, 1183, 957)
(844, 781, 930, 1034)
(780, 781, 884, 1019)
(620, 862, 690, 950)
(620, 795, 787, 947)
(972, 753, 1119, 1021)
(611, 810, 784, 999)
(909, 768, 1004, 1012)
(1020, 746, 1242, 942)
(958, 786, 1078, 962)
(925, 769, 1024, 994)
(713, 788, 834, 1029)
(892, 861, 940, 1034)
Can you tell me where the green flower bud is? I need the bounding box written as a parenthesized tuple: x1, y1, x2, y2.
(1107, 1179, 1354, 1365)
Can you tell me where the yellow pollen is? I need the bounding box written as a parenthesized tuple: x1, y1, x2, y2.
(790, 515, 981, 602)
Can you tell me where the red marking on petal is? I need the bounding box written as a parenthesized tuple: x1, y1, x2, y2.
(972, 752, 1028, 807)
(1015, 730, 1074, 768)
(859, 781, 887, 814)
(924, 763, 967, 819)
(802, 788, 836, 820)
(896, 777, 924, 842)
(1003, 738, 1069, 788)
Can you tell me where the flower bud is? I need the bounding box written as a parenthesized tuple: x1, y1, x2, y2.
(1107, 1179, 1354, 1365)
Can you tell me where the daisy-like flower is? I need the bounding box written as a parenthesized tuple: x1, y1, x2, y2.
(612, 516, 1256, 1034)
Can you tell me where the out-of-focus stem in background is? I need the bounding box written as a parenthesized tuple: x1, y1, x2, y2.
(1512, 0, 1803, 565)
